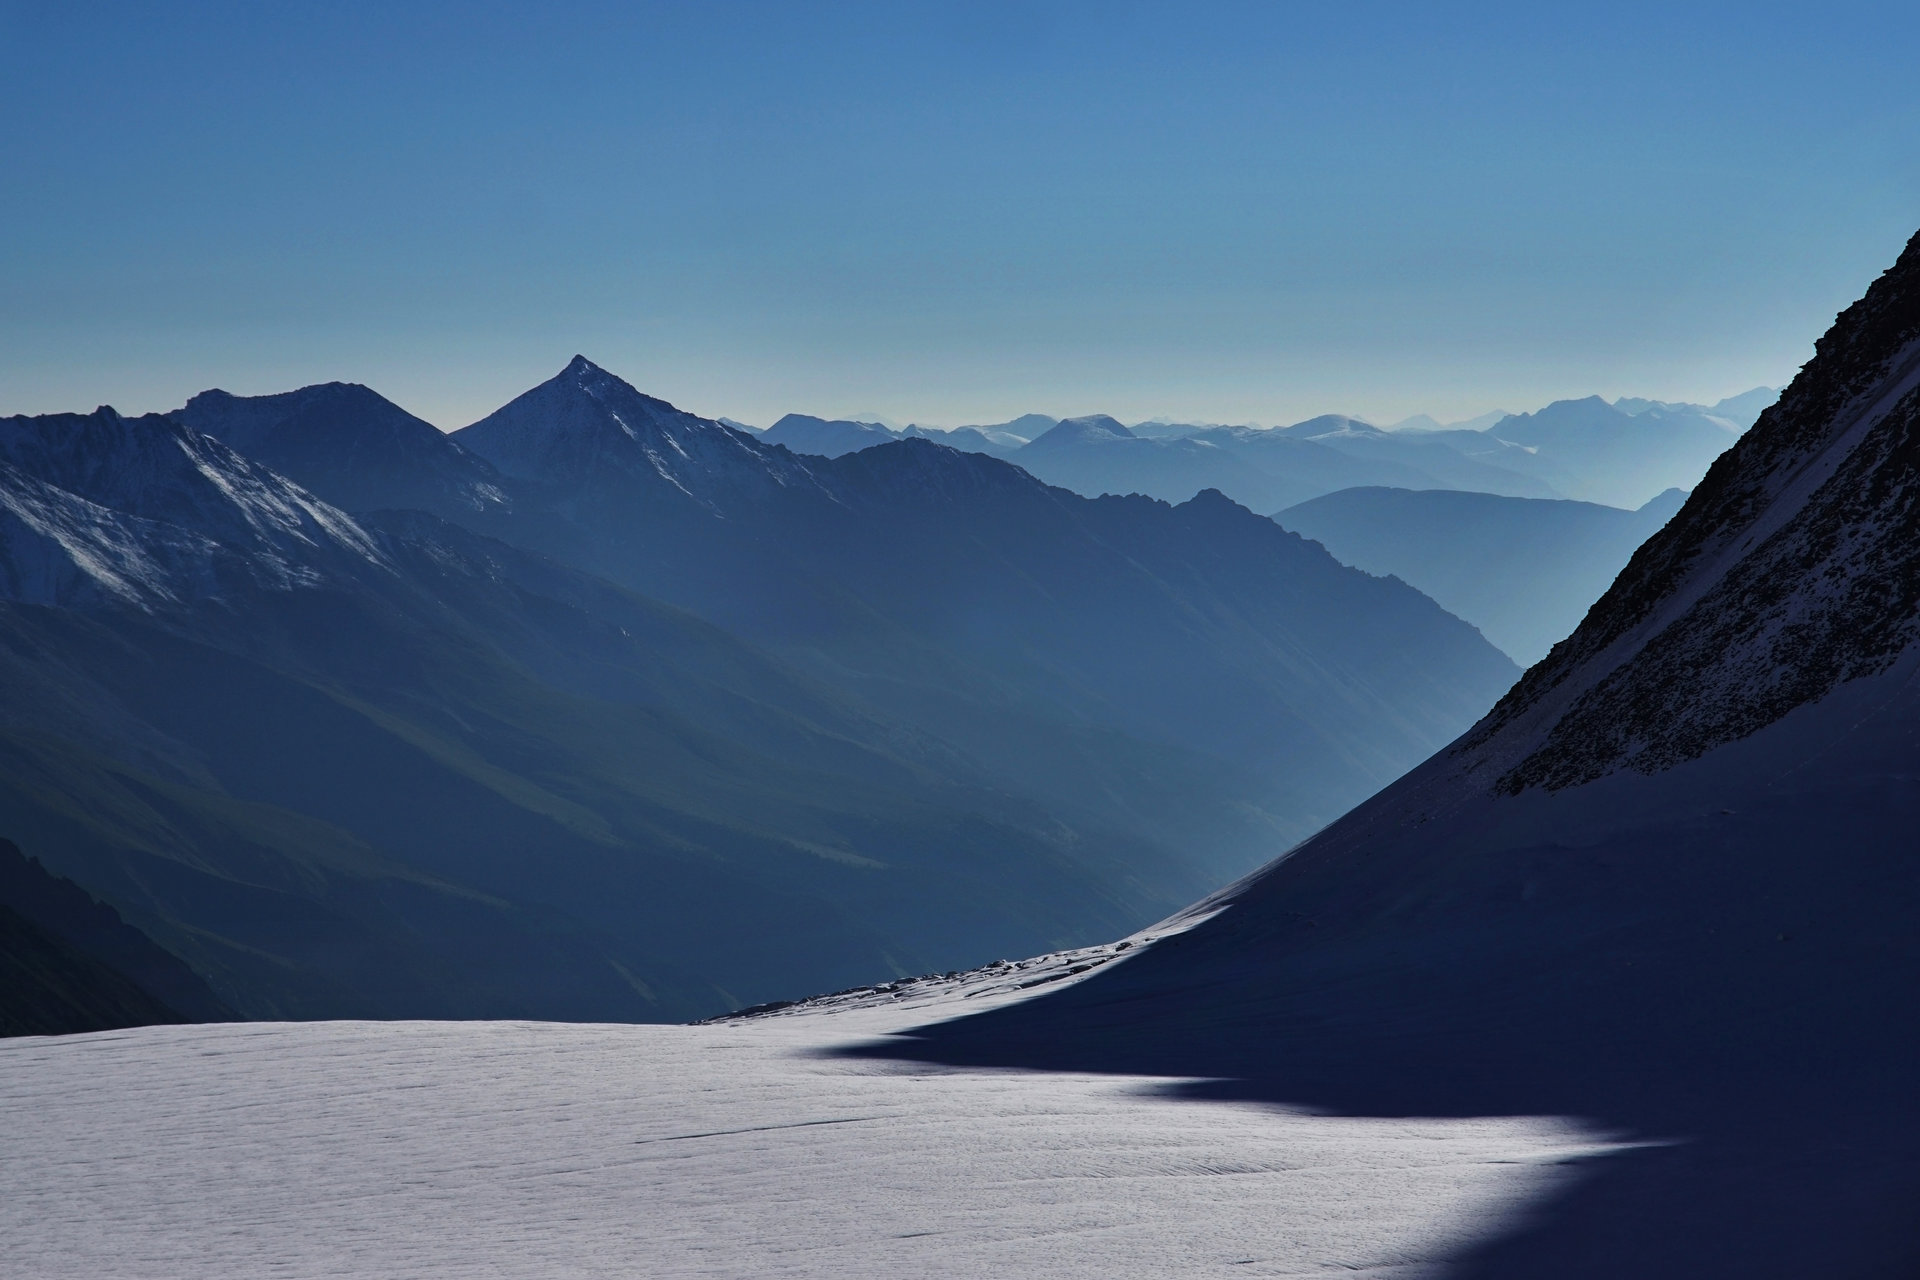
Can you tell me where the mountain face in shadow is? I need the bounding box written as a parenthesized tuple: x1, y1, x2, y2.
(1278, 486, 1689, 666)
(176, 383, 511, 521)
(0, 362, 1516, 1023)
(856, 231, 1920, 1275)
(0, 836, 230, 1036)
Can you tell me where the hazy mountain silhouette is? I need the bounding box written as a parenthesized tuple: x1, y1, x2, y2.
(857, 230, 1920, 1277)
(1278, 486, 1689, 665)
(1480, 395, 1744, 507)
(1209, 416, 1557, 499)
(762, 413, 899, 458)
(1012, 414, 1354, 509)
(759, 392, 1753, 514)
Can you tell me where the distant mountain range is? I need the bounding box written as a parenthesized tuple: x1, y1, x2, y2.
(0, 359, 1518, 1024)
(1277, 486, 1690, 666)
(762, 390, 1775, 512)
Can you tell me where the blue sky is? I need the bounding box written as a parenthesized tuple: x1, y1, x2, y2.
(4, 1, 1918, 428)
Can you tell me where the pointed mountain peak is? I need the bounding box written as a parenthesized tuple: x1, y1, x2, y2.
(563, 354, 598, 376)
(454, 357, 816, 499)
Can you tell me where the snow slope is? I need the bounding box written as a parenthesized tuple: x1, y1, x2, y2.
(0, 957, 1617, 1279)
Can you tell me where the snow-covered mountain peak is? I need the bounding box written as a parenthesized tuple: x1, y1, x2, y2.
(1456, 228, 1920, 790)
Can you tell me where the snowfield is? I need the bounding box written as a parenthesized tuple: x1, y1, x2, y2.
(1, 960, 1615, 1278)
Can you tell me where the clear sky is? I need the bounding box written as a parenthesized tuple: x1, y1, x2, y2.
(4, 1, 1918, 429)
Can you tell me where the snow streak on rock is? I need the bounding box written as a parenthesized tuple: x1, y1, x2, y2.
(0, 408, 385, 609)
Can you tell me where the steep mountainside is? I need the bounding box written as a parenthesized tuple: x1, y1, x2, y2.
(1277, 486, 1688, 665)
(872, 231, 1920, 1276)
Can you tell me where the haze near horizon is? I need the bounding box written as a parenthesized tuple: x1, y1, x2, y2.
(4, 1, 1918, 428)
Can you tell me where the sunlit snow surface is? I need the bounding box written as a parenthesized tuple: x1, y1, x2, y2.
(2, 951, 1617, 1279)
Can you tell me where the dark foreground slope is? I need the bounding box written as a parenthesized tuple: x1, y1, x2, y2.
(862, 231, 1920, 1276)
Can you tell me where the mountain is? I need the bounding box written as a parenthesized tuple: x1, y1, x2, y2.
(1388, 409, 1513, 433)
(763, 415, 1035, 461)
(902, 423, 1028, 458)
(1277, 486, 1688, 665)
(455, 354, 810, 503)
(1233, 415, 1558, 499)
(445, 375, 1521, 864)
(752, 391, 1761, 516)
(1008, 411, 1554, 509)
(1, 367, 1518, 1023)
(1483, 394, 1742, 507)
(954, 412, 1057, 444)
(1012, 415, 1319, 509)
(0, 404, 388, 608)
(1706, 386, 1778, 427)
(1610, 386, 1778, 430)
(175, 383, 510, 520)
(0, 407, 1212, 1020)
(870, 229, 1920, 1276)
(761, 413, 899, 458)
(1126, 419, 1216, 439)
(0, 835, 230, 1036)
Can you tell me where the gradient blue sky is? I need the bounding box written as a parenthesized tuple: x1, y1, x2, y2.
(4, 1, 1918, 429)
